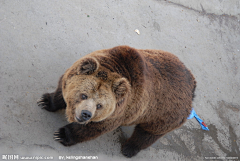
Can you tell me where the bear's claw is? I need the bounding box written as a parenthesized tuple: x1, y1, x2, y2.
(54, 129, 66, 143)
(54, 132, 61, 140)
(54, 131, 60, 134)
(37, 99, 42, 104)
(53, 127, 76, 146)
(41, 105, 47, 109)
(37, 93, 53, 111)
(54, 133, 60, 139)
(54, 137, 61, 141)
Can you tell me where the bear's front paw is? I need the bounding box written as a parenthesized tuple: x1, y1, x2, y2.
(54, 127, 77, 146)
(121, 142, 140, 158)
(37, 93, 54, 112)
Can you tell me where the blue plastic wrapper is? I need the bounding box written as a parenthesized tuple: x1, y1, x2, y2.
(187, 108, 209, 131)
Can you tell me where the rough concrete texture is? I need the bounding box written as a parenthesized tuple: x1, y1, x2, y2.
(0, 0, 239, 161)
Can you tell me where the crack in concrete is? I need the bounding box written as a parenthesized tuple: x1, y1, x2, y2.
(152, 124, 240, 159)
(156, 0, 240, 21)
(33, 144, 56, 150)
(2, 138, 56, 151)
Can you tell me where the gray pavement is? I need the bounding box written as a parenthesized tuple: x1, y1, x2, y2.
(0, 0, 239, 161)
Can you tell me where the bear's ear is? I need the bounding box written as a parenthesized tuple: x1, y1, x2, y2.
(112, 78, 130, 101)
(78, 57, 99, 75)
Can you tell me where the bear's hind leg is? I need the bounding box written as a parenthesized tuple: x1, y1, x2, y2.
(121, 125, 163, 158)
(37, 75, 66, 112)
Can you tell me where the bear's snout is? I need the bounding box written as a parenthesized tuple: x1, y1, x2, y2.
(80, 110, 92, 121)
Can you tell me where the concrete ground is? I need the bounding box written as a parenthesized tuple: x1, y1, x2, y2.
(0, 0, 239, 161)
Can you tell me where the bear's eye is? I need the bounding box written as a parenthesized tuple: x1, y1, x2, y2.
(81, 94, 88, 100)
(96, 104, 102, 110)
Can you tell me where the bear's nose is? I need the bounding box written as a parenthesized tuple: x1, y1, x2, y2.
(81, 110, 92, 121)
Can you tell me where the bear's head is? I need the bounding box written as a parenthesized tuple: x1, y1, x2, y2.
(61, 56, 131, 124)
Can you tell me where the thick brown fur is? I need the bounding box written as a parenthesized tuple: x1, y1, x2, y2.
(37, 46, 196, 158)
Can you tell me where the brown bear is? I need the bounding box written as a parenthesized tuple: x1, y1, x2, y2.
(37, 45, 196, 158)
